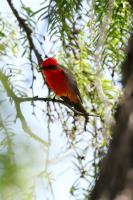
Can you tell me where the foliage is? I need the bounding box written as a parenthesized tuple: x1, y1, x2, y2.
(0, 0, 132, 199)
(32, 0, 83, 39)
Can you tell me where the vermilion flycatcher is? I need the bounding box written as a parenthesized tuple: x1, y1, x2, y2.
(40, 57, 88, 117)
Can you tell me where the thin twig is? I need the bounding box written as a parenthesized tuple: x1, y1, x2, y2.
(18, 96, 99, 117)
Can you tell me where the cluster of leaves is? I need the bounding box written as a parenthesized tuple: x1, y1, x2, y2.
(94, 0, 110, 22)
(33, 0, 83, 38)
(0, 116, 18, 199)
(0, 14, 18, 56)
(93, 0, 132, 75)
(102, 0, 132, 74)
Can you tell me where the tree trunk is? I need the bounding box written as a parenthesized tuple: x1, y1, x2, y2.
(90, 2, 133, 200)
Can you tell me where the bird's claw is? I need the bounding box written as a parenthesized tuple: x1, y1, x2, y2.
(52, 95, 56, 101)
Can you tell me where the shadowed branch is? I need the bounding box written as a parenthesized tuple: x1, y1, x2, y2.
(18, 96, 98, 117)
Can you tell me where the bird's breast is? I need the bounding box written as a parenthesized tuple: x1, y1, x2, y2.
(43, 69, 68, 96)
(42, 69, 81, 104)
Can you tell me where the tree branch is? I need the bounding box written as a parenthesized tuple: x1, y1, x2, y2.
(6, 0, 42, 65)
(18, 96, 98, 117)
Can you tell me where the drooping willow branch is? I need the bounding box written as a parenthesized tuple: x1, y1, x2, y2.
(0, 71, 48, 148)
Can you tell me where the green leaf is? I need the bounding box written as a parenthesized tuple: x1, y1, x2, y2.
(0, 31, 6, 37)
(0, 44, 6, 52)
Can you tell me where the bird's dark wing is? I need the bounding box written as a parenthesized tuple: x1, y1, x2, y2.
(58, 65, 83, 103)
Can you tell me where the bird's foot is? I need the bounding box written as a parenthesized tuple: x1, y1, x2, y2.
(52, 95, 56, 101)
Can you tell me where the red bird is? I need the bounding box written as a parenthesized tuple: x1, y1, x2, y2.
(40, 57, 88, 117)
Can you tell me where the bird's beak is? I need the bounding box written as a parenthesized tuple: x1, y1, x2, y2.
(38, 66, 43, 72)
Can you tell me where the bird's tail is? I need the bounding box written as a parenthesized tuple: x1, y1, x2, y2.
(61, 95, 88, 118)
(73, 102, 89, 130)
(73, 102, 88, 115)
(61, 96, 88, 130)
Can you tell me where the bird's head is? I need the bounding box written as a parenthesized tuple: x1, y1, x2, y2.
(39, 58, 59, 71)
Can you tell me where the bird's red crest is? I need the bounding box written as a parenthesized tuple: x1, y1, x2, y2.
(41, 57, 59, 68)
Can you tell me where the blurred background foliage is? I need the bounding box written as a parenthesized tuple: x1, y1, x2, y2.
(0, 0, 132, 199)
